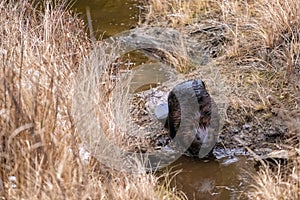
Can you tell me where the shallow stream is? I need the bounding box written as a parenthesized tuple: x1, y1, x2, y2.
(73, 1, 256, 199)
(73, 0, 140, 38)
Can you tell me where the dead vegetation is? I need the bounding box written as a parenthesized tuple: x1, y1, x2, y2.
(143, 0, 300, 199)
(0, 1, 183, 199)
(1, 0, 299, 199)
(143, 0, 218, 27)
(246, 149, 300, 200)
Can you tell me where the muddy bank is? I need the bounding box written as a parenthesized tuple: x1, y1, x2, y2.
(72, 0, 299, 199)
(72, 0, 294, 159)
(130, 86, 288, 157)
(125, 25, 296, 198)
(129, 50, 290, 159)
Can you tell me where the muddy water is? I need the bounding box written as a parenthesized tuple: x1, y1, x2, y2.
(130, 64, 257, 199)
(72, 1, 255, 199)
(130, 63, 177, 93)
(129, 65, 255, 199)
(73, 0, 140, 38)
(168, 155, 255, 200)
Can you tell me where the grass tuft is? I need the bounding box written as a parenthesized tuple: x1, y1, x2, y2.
(145, 0, 300, 199)
(246, 150, 300, 200)
(0, 1, 184, 199)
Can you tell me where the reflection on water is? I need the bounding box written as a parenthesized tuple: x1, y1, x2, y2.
(167, 155, 254, 200)
(72, 1, 255, 200)
(129, 62, 255, 200)
(130, 63, 177, 93)
(73, 0, 139, 38)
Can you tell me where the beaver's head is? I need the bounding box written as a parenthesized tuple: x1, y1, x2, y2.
(165, 79, 213, 157)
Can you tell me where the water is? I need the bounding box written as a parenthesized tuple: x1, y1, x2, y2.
(72, 1, 255, 199)
(167, 155, 255, 200)
(130, 63, 177, 93)
(73, 0, 140, 38)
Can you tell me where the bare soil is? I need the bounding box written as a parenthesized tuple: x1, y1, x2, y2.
(129, 22, 299, 161)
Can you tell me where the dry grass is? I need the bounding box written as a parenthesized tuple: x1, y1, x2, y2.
(143, 0, 218, 27)
(1, 0, 298, 199)
(246, 149, 300, 200)
(218, 0, 300, 77)
(144, 0, 300, 75)
(0, 1, 184, 199)
(216, 1, 300, 198)
(144, 0, 300, 199)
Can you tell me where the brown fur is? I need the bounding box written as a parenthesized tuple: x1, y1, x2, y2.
(165, 79, 212, 156)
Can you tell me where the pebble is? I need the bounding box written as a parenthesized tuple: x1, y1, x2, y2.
(222, 157, 239, 166)
(242, 124, 251, 129)
(154, 91, 164, 97)
(154, 103, 168, 122)
(154, 146, 162, 150)
(233, 127, 239, 134)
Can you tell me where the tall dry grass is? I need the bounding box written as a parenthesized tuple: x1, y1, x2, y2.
(246, 149, 300, 200)
(144, 0, 300, 76)
(0, 1, 184, 199)
(218, 0, 300, 76)
(214, 0, 300, 198)
(144, 0, 300, 199)
(143, 0, 217, 27)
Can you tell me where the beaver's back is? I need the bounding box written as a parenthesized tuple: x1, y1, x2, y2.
(165, 79, 212, 155)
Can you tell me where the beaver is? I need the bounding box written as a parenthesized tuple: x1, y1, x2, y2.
(165, 79, 214, 157)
